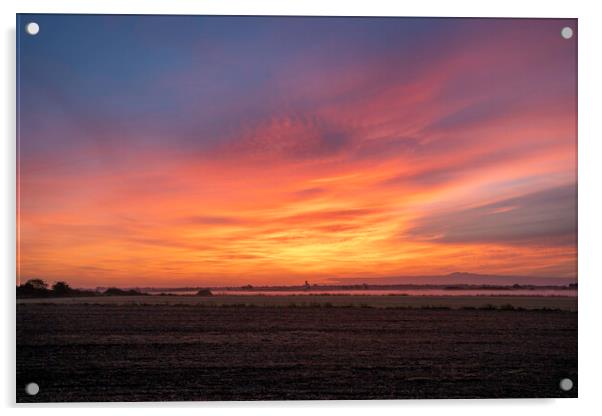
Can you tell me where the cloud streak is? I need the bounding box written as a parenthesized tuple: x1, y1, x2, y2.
(405, 184, 577, 246)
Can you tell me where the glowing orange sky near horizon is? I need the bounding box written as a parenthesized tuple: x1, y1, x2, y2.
(17, 17, 577, 287)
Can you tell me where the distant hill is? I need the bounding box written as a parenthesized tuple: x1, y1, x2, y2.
(328, 272, 576, 286)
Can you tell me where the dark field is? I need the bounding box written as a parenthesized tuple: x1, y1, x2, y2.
(17, 293, 578, 311)
(16, 301, 577, 402)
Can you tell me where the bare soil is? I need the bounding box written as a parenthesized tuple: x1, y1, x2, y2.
(16, 302, 577, 402)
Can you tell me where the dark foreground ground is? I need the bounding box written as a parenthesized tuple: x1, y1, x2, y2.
(16, 294, 578, 310)
(16, 301, 577, 402)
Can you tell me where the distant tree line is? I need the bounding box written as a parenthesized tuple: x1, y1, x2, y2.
(16, 279, 147, 298)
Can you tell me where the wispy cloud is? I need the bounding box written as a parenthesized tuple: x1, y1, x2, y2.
(404, 184, 577, 246)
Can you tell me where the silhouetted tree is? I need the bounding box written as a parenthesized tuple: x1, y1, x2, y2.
(17, 279, 50, 298)
(52, 281, 72, 296)
(26, 279, 48, 290)
(17, 279, 97, 298)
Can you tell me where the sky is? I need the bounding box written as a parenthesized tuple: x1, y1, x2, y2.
(17, 15, 577, 288)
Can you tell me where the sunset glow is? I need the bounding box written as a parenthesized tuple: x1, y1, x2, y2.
(17, 16, 577, 287)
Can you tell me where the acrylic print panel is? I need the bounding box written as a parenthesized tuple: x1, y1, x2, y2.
(16, 14, 577, 402)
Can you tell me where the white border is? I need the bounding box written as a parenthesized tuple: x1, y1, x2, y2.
(3, 1, 602, 415)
